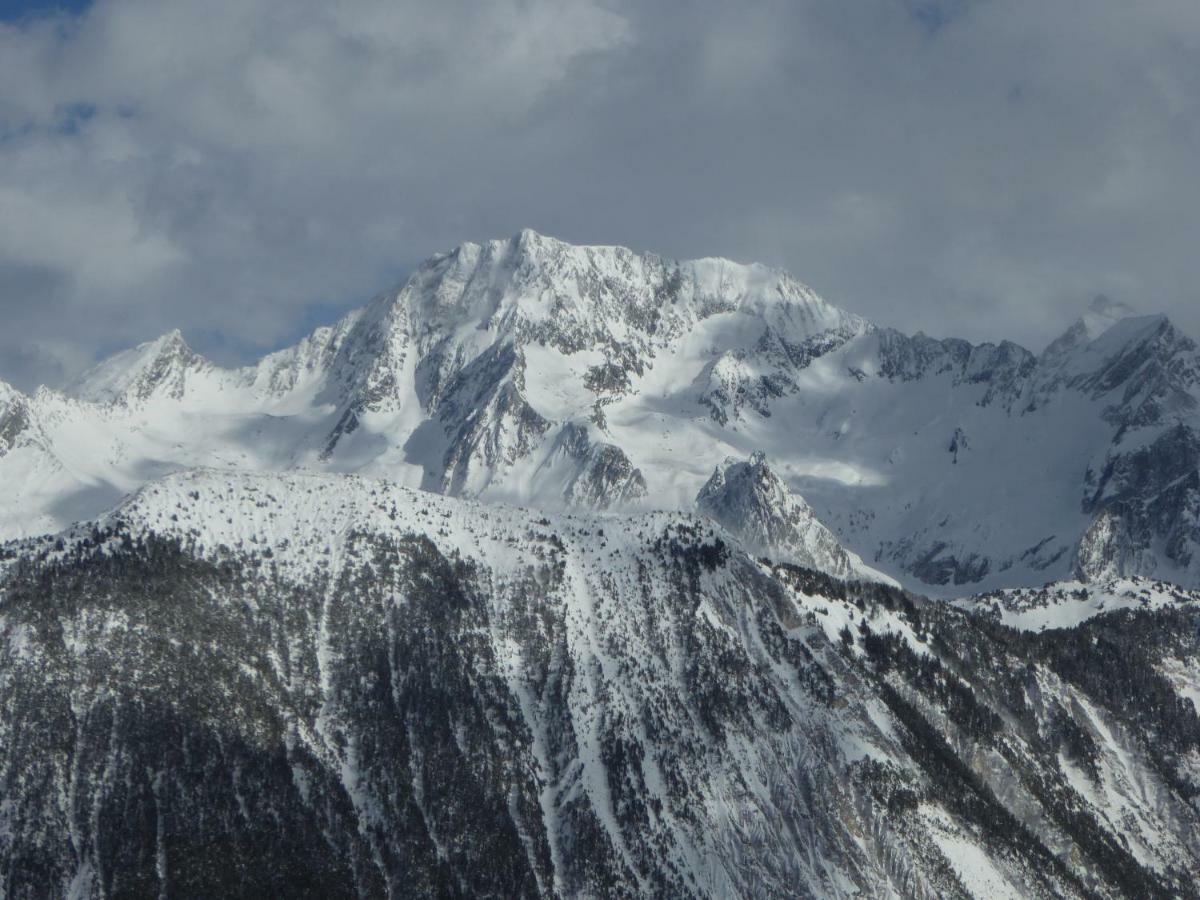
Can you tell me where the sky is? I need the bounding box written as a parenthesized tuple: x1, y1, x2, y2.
(0, 0, 1198, 391)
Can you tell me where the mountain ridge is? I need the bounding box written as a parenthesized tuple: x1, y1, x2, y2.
(2, 465, 1199, 897)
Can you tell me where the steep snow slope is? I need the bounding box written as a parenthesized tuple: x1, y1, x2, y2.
(2, 469, 1199, 897)
(2, 231, 1199, 593)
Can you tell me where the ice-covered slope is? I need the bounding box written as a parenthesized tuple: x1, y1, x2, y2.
(2, 468, 1199, 897)
(2, 230, 1199, 593)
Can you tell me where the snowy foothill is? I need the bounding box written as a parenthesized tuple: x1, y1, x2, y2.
(957, 577, 1200, 632)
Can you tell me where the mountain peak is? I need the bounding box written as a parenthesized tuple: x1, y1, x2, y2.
(69, 328, 207, 405)
(1042, 294, 1144, 360)
(511, 226, 559, 250)
(1081, 294, 1139, 339)
(393, 231, 863, 362)
(156, 327, 189, 349)
(425, 229, 585, 275)
(696, 453, 894, 584)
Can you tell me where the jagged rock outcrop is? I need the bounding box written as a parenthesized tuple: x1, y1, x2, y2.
(696, 452, 893, 584)
(539, 422, 646, 509)
(1073, 509, 1139, 582)
(876, 330, 1036, 409)
(0, 397, 33, 457)
(1075, 423, 1200, 583)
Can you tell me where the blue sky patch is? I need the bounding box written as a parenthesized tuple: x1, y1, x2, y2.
(0, 0, 91, 23)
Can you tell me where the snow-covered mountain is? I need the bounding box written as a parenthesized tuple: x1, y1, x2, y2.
(2, 231, 1198, 596)
(4, 229, 1200, 897)
(2, 469, 1198, 897)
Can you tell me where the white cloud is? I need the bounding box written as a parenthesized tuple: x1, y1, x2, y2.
(0, 0, 631, 386)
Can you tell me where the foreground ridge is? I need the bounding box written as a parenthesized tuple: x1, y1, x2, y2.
(1, 469, 1198, 897)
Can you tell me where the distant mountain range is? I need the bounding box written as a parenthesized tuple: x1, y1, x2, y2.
(3, 230, 1198, 593)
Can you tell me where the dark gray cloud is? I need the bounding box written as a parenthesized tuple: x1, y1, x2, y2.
(1, 0, 1198, 390)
